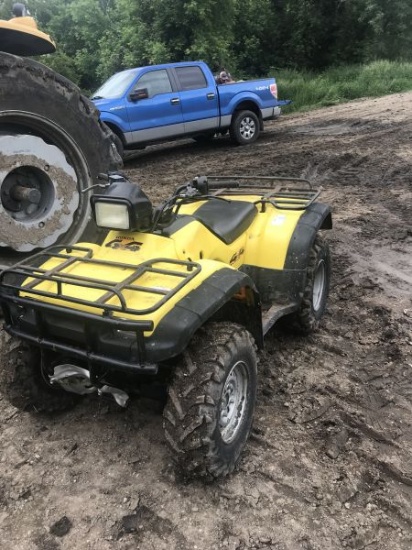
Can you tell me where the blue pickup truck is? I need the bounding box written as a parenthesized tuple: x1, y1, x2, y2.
(91, 61, 289, 151)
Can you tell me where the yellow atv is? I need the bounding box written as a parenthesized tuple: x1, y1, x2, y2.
(0, 173, 332, 479)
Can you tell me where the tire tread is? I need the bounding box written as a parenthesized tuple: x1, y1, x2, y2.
(163, 322, 257, 479)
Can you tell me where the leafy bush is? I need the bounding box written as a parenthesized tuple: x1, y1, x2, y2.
(276, 61, 412, 112)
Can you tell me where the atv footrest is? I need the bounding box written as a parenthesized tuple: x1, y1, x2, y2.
(262, 302, 298, 335)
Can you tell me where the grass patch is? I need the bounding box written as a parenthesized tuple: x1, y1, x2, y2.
(273, 60, 412, 113)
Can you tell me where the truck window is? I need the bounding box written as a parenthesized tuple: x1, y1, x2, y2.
(175, 66, 207, 91)
(91, 69, 138, 99)
(134, 70, 173, 98)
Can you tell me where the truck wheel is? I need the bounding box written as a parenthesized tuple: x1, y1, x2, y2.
(282, 234, 331, 334)
(0, 52, 122, 254)
(230, 110, 260, 145)
(163, 322, 257, 479)
(0, 332, 79, 413)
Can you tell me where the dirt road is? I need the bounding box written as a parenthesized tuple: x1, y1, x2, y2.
(1, 93, 411, 550)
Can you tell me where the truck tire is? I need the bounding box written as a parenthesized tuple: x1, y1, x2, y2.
(229, 110, 260, 145)
(282, 234, 331, 334)
(0, 52, 122, 254)
(0, 331, 80, 413)
(163, 322, 257, 479)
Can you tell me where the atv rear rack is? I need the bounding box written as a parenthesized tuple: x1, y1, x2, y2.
(0, 245, 201, 318)
(206, 175, 321, 210)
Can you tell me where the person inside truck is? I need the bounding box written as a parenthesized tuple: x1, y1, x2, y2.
(215, 69, 235, 84)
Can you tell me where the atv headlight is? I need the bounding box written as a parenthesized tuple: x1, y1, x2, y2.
(94, 200, 131, 230)
(91, 178, 153, 232)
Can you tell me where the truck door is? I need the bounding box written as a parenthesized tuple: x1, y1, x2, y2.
(128, 69, 185, 144)
(173, 66, 219, 133)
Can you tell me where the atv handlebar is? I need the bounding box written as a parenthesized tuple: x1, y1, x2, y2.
(91, 172, 323, 233)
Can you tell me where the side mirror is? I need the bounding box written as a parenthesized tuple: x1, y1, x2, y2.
(129, 88, 149, 102)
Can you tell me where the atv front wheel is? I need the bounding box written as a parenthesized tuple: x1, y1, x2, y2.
(230, 110, 260, 145)
(0, 331, 79, 413)
(282, 234, 331, 334)
(163, 322, 257, 479)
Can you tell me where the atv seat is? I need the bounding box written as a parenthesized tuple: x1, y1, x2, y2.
(192, 199, 258, 244)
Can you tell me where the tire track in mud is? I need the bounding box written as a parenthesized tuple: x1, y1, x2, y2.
(249, 248, 412, 547)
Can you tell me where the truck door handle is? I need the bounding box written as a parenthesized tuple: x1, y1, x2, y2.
(206, 93, 215, 100)
(170, 98, 180, 105)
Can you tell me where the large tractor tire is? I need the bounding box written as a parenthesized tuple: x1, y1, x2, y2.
(0, 52, 122, 261)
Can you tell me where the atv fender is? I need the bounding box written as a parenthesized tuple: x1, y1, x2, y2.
(276, 202, 332, 302)
(285, 202, 332, 270)
(279, 201, 332, 305)
(145, 268, 262, 363)
(241, 202, 332, 306)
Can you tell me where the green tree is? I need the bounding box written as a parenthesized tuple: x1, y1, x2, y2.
(45, 0, 111, 92)
(231, 0, 278, 76)
(96, 0, 235, 84)
(3, 0, 412, 90)
(360, 0, 412, 61)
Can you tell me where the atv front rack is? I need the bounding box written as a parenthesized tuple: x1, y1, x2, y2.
(0, 245, 201, 318)
(206, 175, 321, 210)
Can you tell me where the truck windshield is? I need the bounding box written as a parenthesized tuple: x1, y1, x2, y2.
(91, 69, 139, 100)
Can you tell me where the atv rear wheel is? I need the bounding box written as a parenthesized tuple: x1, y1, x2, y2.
(0, 53, 121, 255)
(230, 110, 260, 145)
(0, 331, 80, 413)
(282, 234, 330, 334)
(163, 322, 257, 479)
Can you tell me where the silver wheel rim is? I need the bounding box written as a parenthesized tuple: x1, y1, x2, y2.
(239, 116, 256, 141)
(313, 259, 326, 311)
(0, 112, 93, 252)
(219, 360, 249, 444)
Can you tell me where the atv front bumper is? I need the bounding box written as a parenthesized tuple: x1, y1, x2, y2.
(0, 246, 258, 374)
(2, 295, 158, 374)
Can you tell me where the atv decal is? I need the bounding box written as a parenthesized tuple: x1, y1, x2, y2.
(105, 237, 143, 250)
(229, 248, 245, 265)
(271, 214, 286, 226)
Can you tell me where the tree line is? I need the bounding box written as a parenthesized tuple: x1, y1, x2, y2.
(1, 0, 412, 93)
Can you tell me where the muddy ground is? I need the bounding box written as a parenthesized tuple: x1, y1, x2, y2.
(1, 93, 412, 549)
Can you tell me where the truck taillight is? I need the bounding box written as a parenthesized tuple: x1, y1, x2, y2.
(270, 83, 278, 98)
